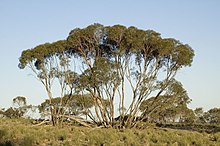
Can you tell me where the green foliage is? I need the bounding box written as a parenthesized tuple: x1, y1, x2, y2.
(18, 40, 67, 69)
(38, 94, 94, 117)
(205, 108, 220, 124)
(12, 96, 28, 118)
(193, 108, 220, 125)
(194, 107, 204, 117)
(19, 24, 194, 73)
(79, 57, 120, 91)
(0, 97, 33, 119)
(140, 79, 193, 123)
(13, 96, 26, 106)
(2, 107, 22, 118)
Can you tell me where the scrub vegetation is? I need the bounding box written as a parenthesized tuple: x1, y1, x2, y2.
(0, 118, 219, 146)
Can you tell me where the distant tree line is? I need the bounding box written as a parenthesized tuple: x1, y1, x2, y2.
(1, 95, 220, 127)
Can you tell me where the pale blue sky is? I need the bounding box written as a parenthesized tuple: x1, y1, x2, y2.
(0, 0, 219, 111)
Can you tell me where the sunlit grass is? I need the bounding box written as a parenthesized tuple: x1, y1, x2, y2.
(0, 118, 219, 145)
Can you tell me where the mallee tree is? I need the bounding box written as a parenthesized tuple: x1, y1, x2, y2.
(139, 79, 193, 124)
(19, 24, 194, 128)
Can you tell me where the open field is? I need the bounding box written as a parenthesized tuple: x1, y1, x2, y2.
(0, 119, 220, 146)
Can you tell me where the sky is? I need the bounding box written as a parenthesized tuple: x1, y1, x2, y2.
(0, 0, 219, 111)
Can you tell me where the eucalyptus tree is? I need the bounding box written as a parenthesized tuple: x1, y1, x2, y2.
(13, 96, 27, 108)
(38, 94, 94, 120)
(19, 24, 194, 128)
(66, 24, 194, 128)
(12, 96, 28, 117)
(194, 108, 220, 124)
(204, 108, 220, 124)
(19, 40, 79, 126)
(194, 107, 206, 123)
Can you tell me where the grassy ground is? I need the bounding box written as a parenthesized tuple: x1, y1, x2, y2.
(0, 118, 220, 146)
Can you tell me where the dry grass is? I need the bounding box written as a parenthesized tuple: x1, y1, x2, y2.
(0, 118, 219, 146)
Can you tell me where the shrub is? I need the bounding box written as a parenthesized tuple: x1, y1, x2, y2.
(19, 136, 34, 146)
(0, 129, 6, 140)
